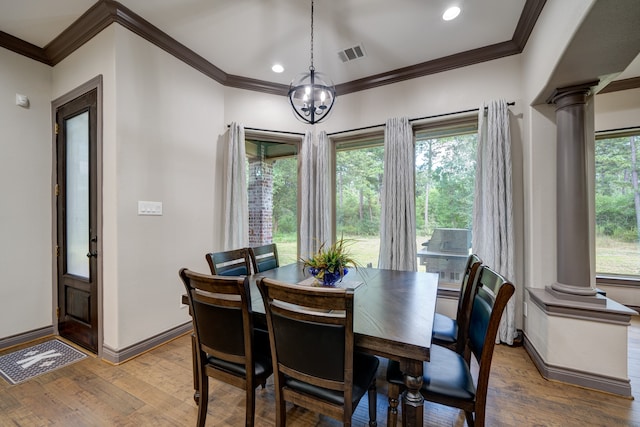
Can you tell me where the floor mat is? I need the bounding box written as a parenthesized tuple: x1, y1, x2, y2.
(0, 339, 88, 385)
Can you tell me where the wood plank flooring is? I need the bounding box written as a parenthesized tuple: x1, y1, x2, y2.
(2, 317, 640, 426)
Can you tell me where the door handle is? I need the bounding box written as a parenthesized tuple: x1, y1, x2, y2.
(87, 251, 98, 258)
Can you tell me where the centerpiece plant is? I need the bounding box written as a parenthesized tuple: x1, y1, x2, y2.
(301, 237, 360, 286)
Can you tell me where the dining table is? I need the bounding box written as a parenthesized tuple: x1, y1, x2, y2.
(184, 262, 439, 427)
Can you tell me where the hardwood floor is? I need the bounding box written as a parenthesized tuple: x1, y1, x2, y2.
(2, 317, 640, 426)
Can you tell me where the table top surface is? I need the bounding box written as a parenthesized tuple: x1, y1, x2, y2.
(248, 263, 438, 362)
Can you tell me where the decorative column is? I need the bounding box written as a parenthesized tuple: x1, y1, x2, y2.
(547, 81, 602, 302)
(523, 82, 636, 398)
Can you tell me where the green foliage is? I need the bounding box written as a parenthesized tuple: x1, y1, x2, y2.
(416, 134, 476, 234)
(272, 157, 298, 234)
(336, 145, 384, 237)
(596, 193, 636, 234)
(595, 135, 640, 243)
(300, 238, 360, 278)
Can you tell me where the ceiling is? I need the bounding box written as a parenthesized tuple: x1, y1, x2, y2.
(1, 0, 639, 93)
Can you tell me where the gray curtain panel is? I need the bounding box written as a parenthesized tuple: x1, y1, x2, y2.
(473, 99, 516, 344)
(379, 117, 417, 271)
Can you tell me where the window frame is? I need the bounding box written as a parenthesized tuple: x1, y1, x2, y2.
(329, 115, 479, 282)
(245, 130, 302, 260)
(594, 127, 640, 286)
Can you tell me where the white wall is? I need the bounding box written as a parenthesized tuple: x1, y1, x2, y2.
(0, 47, 53, 338)
(595, 87, 640, 131)
(225, 55, 524, 136)
(51, 25, 226, 350)
(112, 27, 225, 349)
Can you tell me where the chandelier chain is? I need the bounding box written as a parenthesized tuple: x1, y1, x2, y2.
(310, 0, 314, 70)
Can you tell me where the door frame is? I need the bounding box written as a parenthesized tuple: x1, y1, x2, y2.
(51, 75, 103, 356)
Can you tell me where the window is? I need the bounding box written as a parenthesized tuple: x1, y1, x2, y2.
(334, 133, 384, 268)
(415, 120, 477, 288)
(595, 131, 640, 282)
(246, 137, 299, 265)
(332, 118, 478, 286)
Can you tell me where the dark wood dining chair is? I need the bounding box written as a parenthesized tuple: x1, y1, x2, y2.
(205, 248, 251, 276)
(431, 253, 483, 353)
(386, 265, 515, 427)
(257, 277, 379, 427)
(248, 243, 279, 273)
(179, 268, 272, 427)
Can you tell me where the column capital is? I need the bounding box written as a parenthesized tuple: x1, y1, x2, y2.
(546, 80, 599, 108)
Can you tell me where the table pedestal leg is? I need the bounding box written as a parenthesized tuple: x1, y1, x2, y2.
(401, 363, 424, 427)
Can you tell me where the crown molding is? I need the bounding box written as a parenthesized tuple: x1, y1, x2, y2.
(598, 76, 640, 94)
(0, 30, 50, 64)
(336, 40, 520, 95)
(0, 0, 555, 97)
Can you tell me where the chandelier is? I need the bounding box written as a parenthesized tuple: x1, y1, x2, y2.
(288, 0, 336, 125)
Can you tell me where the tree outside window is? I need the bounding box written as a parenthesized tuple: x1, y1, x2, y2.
(333, 121, 477, 287)
(595, 133, 640, 279)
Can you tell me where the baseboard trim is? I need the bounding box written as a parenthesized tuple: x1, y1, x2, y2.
(0, 326, 55, 351)
(102, 322, 192, 364)
(523, 335, 633, 398)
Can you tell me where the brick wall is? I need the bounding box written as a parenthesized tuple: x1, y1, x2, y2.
(248, 145, 273, 246)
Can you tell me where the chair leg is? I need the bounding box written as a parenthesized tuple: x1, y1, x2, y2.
(191, 334, 200, 404)
(465, 410, 475, 427)
(275, 391, 286, 427)
(245, 387, 255, 427)
(368, 379, 377, 427)
(197, 374, 209, 427)
(387, 383, 400, 427)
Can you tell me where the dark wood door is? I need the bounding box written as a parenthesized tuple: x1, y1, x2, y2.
(55, 89, 98, 353)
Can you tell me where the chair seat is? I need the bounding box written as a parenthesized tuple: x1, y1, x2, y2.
(207, 353, 272, 378)
(206, 329, 272, 378)
(432, 312, 457, 344)
(387, 345, 475, 401)
(285, 352, 379, 406)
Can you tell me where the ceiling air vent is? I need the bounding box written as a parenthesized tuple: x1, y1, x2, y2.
(337, 44, 366, 63)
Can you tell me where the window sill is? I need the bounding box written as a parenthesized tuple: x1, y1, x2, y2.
(596, 275, 640, 287)
(437, 287, 460, 299)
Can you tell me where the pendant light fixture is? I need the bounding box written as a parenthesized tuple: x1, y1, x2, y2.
(288, 0, 336, 125)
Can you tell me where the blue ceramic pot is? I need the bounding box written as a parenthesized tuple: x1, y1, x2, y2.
(308, 267, 349, 287)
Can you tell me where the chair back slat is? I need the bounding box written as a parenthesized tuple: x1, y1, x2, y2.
(205, 248, 251, 276)
(249, 243, 279, 273)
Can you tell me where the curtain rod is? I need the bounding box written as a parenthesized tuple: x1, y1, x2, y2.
(226, 124, 306, 137)
(327, 101, 515, 137)
(595, 126, 640, 134)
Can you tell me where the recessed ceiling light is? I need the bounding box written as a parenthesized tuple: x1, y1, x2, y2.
(443, 6, 461, 21)
(272, 64, 284, 73)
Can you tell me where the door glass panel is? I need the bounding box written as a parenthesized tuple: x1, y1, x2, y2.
(66, 112, 90, 278)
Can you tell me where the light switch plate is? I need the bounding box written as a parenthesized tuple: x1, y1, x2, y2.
(138, 200, 163, 215)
